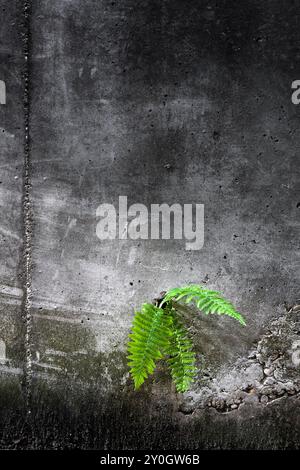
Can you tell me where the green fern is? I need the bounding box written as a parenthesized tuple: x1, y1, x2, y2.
(165, 312, 197, 392)
(127, 284, 246, 392)
(162, 284, 246, 326)
(127, 303, 170, 389)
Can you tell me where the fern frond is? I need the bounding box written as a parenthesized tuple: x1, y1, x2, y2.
(127, 303, 171, 389)
(162, 284, 246, 326)
(165, 313, 197, 393)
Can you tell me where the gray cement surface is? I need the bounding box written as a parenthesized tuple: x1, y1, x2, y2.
(0, 0, 299, 449)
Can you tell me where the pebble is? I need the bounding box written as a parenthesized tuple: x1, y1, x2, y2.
(264, 377, 275, 385)
(260, 395, 268, 404)
(256, 353, 264, 364)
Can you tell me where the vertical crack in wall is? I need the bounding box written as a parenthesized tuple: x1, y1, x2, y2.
(20, 0, 33, 414)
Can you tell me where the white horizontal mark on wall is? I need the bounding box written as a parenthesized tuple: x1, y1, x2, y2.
(0, 80, 6, 104)
(0, 284, 23, 298)
(0, 339, 6, 363)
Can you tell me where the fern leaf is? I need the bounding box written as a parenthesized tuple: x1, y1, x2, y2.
(163, 284, 246, 326)
(127, 303, 171, 389)
(165, 313, 197, 393)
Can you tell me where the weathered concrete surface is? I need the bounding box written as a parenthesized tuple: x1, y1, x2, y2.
(0, 0, 27, 447)
(0, 0, 300, 448)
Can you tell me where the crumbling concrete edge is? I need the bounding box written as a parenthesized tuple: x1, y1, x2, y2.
(180, 306, 300, 414)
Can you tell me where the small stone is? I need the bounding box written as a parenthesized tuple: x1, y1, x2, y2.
(260, 395, 268, 404)
(264, 368, 273, 376)
(231, 404, 238, 409)
(264, 377, 275, 386)
(256, 353, 264, 364)
(285, 382, 295, 394)
(217, 398, 225, 408)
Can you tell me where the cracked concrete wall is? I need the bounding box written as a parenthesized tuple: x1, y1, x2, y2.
(0, 0, 299, 449)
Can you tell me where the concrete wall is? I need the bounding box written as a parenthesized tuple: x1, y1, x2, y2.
(0, 0, 299, 448)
